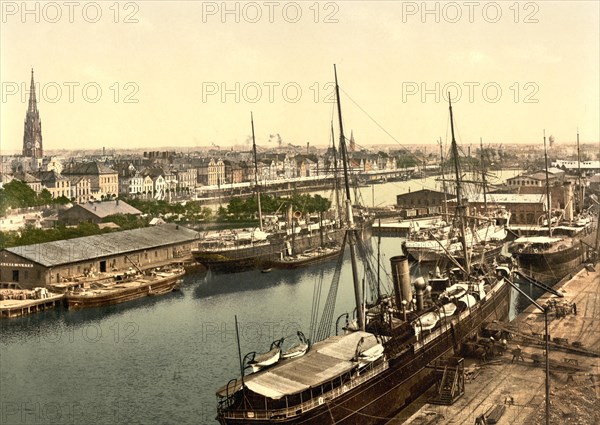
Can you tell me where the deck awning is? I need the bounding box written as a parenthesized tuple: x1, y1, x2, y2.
(235, 331, 379, 400)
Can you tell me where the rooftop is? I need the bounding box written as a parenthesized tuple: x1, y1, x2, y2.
(3, 224, 199, 267)
(73, 200, 141, 218)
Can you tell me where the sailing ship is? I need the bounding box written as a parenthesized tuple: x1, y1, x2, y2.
(402, 137, 510, 264)
(509, 131, 598, 284)
(192, 115, 370, 273)
(215, 75, 511, 424)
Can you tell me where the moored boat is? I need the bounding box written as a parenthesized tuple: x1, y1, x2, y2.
(64, 266, 184, 309)
(509, 130, 598, 284)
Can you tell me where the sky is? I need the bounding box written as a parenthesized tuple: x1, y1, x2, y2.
(1, 1, 599, 154)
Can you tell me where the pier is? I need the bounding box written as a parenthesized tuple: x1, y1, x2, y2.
(389, 264, 600, 425)
(0, 292, 64, 318)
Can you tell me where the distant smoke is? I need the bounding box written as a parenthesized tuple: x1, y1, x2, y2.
(268, 133, 283, 147)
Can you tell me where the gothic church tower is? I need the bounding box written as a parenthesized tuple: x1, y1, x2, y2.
(22, 69, 43, 158)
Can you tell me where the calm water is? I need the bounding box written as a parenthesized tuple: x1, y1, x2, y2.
(1, 171, 532, 425)
(201, 169, 524, 211)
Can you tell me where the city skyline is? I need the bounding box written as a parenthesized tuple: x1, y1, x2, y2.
(1, 1, 599, 154)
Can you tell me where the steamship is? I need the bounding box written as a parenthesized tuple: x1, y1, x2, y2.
(215, 70, 511, 424)
(509, 131, 598, 284)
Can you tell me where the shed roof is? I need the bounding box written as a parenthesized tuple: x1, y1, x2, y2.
(4, 224, 199, 267)
(73, 200, 141, 218)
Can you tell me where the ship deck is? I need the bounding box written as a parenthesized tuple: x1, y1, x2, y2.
(217, 331, 379, 399)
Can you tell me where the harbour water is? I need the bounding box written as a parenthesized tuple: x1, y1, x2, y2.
(0, 170, 534, 425)
(200, 169, 524, 212)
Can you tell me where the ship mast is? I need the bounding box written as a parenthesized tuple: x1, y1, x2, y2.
(439, 138, 448, 218)
(251, 112, 263, 231)
(331, 121, 344, 227)
(480, 137, 488, 213)
(543, 130, 552, 237)
(334, 64, 365, 331)
(448, 95, 470, 274)
(577, 129, 584, 214)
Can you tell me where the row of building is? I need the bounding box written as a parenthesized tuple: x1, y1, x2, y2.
(2, 150, 399, 203)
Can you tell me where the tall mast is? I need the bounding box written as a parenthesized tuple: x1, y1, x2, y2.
(439, 138, 448, 218)
(334, 64, 365, 331)
(480, 137, 488, 213)
(543, 130, 552, 237)
(331, 121, 343, 227)
(577, 129, 583, 214)
(251, 112, 263, 231)
(448, 95, 470, 274)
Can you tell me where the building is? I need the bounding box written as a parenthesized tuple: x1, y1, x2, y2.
(14, 172, 42, 193)
(552, 159, 600, 175)
(141, 167, 167, 199)
(63, 162, 119, 199)
(67, 176, 92, 203)
(506, 169, 564, 188)
(38, 170, 71, 199)
(0, 224, 198, 289)
(22, 69, 43, 159)
(58, 200, 141, 225)
(174, 168, 197, 192)
(447, 193, 547, 225)
(197, 158, 225, 186)
(396, 189, 447, 210)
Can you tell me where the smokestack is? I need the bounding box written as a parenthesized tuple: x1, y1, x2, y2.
(390, 256, 412, 309)
(307, 142, 309, 154)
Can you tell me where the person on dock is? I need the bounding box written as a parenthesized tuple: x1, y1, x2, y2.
(511, 345, 524, 363)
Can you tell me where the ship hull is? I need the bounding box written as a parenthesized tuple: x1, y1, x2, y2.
(64, 271, 183, 310)
(217, 280, 510, 424)
(513, 244, 583, 285)
(511, 223, 597, 284)
(194, 228, 354, 273)
(192, 241, 285, 273)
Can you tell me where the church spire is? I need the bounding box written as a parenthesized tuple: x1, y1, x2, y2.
(28, 68, 38, 114)
(23, 68, 43, 158)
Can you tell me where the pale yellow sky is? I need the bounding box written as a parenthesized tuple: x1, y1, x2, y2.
(1, 1, 598, 153)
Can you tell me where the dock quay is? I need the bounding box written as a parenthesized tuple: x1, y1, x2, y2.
(0, 289, 64, 318)
(388, 264, 600, 425)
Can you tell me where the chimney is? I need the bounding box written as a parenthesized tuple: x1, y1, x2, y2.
(390, 256, 412, 309)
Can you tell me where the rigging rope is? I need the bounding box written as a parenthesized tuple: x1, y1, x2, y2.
(309, 266, 325, 344)
(315, 232, 348, 342)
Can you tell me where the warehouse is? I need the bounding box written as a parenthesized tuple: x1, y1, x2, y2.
(0, 224, 199, 289)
